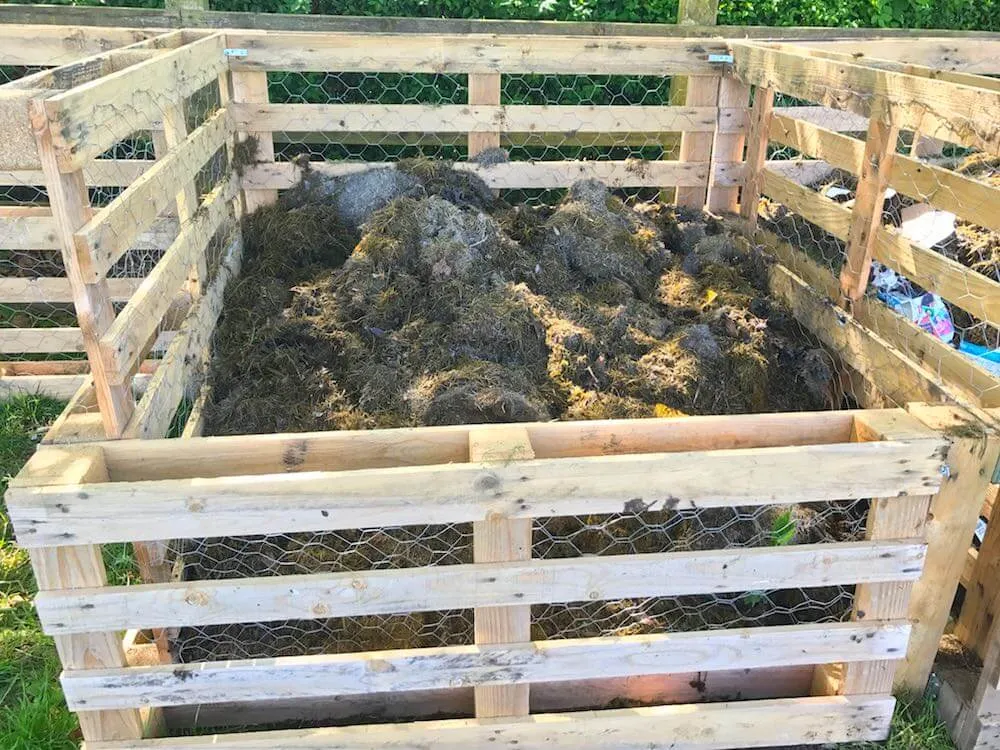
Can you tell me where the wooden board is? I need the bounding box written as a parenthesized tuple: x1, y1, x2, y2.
(225, 31, 726, 75)
(229, 103, 737, 135)
(39, 33, 227, 170)
(35, 540, 925, 635)
(732, 43, 1000, 153)
(0, 277, 141, 304)
(244, 159, 710, 191)
(80, 695, 895, 750)
(8, 439, 946, 548)
(74, 108, 231, 281)
(79, 408, 858, 480)
(61, 621, 908, 711)
(470, 426, 533, 718)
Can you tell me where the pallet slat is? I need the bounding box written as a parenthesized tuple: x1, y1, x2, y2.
(226, 32, 727, 75)
(8, 438, 945, 547)
(242, 159, 711, 190)
(80, 695, 895, 750)
(62, 621, 910, 710)
(229, 103, 744, 134)
(36, 540, 925, 635)
(40, 33, 227, 170)
(74, 108, 232, 281)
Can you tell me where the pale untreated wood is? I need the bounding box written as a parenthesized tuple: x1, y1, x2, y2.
(35, 541, 925, 635)
(230, 70, 277, 212)
(0, 277, 141, 304)
(228, 103, 733, 135)
(23, 447, 144, 742)
(840, 410, 935, 695)
(29, 98, 134, 438)
(899, 406, 1000, 691)
(468, 73, 501, 159)
(242, 159, 710, 190)
(8, 439, 945, 548)
(740, 87, 774, 225)
(74, 108, 231, 281)
(226, 31, 726, 75)
(123, 222, 241, 440)
(750, 229, 1000, 407)
(41, 33, 227, 170)
(840, 114, 899, 304)
(470, 426, 533, 719)
(732, 42, 1000, 153)
(61, 621, 909, 711)
(768, 112, 1000, 234)
(88, 408, 859, 480)
(79, 695, 896, 750)
(707, 77, 749, 213)
(676, 75, 720, 208)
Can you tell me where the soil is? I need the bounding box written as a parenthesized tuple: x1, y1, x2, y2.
(204, 160, 837, 436)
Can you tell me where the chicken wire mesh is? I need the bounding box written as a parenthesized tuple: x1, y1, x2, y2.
(166, 499, 869, 664)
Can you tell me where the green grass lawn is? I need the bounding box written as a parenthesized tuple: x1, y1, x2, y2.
(0, 395, 960, 749)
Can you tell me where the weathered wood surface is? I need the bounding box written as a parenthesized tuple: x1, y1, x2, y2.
(62, 621, 909, 710)
(79, 695, 897, 750)
(35, 541, 925, 635)
(8, 439, 945, 547)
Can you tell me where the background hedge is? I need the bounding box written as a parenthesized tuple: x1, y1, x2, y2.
(16, 0, 1000, 32)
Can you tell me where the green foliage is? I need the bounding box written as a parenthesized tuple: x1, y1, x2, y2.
(770, 509, 796, 546)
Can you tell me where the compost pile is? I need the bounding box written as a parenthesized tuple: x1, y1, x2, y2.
(204, 159, 835, 435)
(177, 160, 861, 669)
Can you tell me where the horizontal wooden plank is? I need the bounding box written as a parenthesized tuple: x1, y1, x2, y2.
(74, 108, 231, 281)
(733, 43, 1000, 153)
(94, 408, 858, 480)
(226, 32, 726, 75)
(0, 206, 59, 249)
(82, 695, 895, 750)
(244, 159, 710, 191)
(37, 540, 924, 634)
(0, 373, 87, 400)
(62, 620, 910, 710)
(0, 327, 84, 353)
(230, 103, 746, 135)
(0, 24, 161, 66)
(0, 277, 141, 304)
(761, 167, 852, 237)
(0, 328, 175, 355)
(769, 112, 1000, 234)
(751, 229, 1000, 408)
(100, 178, 233, 384)
(9, 437, 945, 547)
(1, 160, 152, 187)
(41, 33, 227, 170)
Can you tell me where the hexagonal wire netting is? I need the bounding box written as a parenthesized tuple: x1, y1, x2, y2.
(162, 72, 877, 673)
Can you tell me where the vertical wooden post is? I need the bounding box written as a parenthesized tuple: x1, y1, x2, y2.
(470, 426, 533, 718)
(839, 410, 937, 695)
(839, 113, 900, 306)
(739, 86, 774, 227)
(17, 447, 147, 741)
(29, 99, 134, 438)
(707, 76, 751, 214)
(161, 97, 207, 299)
(468, 73, 501, 159)
(230, 70, 277, 212)
(676, 74, 720, 209)
(670, 0, 718, 206)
